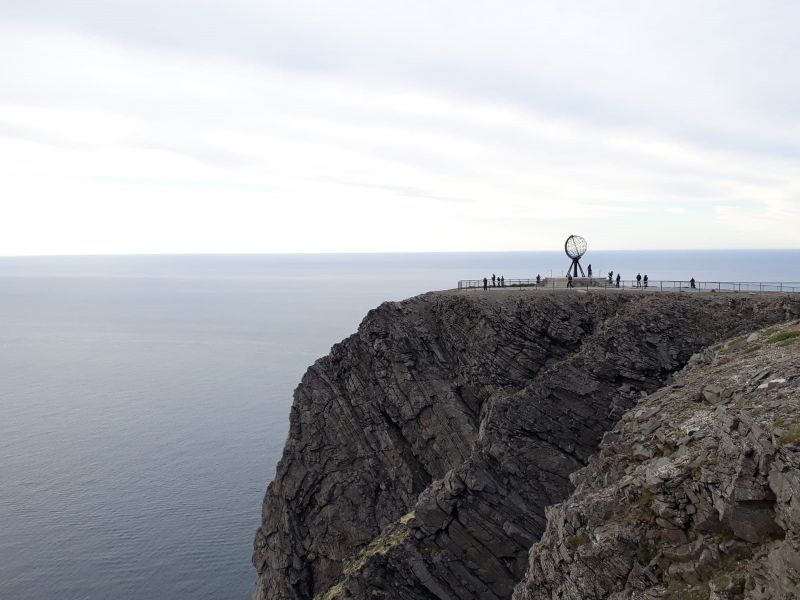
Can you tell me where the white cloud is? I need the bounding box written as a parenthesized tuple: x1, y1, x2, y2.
(0, 3, 798, 255)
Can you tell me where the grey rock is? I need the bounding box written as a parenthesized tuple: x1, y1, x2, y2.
(251, 292, 800, 600)
(702, 384, 723, 403)
(513, 319, 800, 600)
(758, 378, 787, 390)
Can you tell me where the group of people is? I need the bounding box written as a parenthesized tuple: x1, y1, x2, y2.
(607, 272, 697, 289)
(482, 273, 505, 290)
(605, 271, 649, 288)
(479, 271, 699, 291)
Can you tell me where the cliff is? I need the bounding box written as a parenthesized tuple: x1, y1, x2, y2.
(513, 320, 800, 600)
(252, 290, 800, 600)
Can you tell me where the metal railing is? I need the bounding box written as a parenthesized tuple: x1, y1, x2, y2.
(457, 278, 800, 293)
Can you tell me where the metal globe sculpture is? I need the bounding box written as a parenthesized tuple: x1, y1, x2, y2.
(564, 234, 587, 277)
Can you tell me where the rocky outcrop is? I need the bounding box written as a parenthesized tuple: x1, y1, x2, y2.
(252, 290, 800, 600)
(513, 320, 800, 600)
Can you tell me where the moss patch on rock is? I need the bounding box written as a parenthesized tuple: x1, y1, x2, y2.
(769, 330, 800, 344)
(313, 582, 345, 600)
(342, 512, 414, 577)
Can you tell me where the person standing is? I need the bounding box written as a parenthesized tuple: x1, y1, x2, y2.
(536, 274, 541, 285)
(636, 273, 642, 288)
(492, 274, 496, 287)
(643, 274, 649, 288)
(500, 275, 505, 287)
(566, 272, 573, 288)
(587, 264, 593, 278)
(690, 277, 696, 289)
(616, 273, 621, 288)
(608, 271, 613, 285)
(483, 277, 488, 291)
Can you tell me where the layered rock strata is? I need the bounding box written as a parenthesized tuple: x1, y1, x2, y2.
(252, 290, 800, 600)
(513, 320, 800, 600)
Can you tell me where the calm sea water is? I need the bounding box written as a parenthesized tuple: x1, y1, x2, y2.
(1, 250, 799, 600)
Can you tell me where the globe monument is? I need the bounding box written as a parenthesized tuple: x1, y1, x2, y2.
(564, 234, 587, 278)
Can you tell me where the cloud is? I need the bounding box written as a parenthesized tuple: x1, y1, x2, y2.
(715, 196, 800, 241)
(335, 181, 474, 204)
(0, 2, 798, 254)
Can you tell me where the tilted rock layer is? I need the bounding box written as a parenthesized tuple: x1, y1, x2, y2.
(252, 290, 800, 600)
(514, 320, 800, 600)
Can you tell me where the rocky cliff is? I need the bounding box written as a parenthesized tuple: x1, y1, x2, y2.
(513, 320, 800, 600)
(252, 290, 800, 600)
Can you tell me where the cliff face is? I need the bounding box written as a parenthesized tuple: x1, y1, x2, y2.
(252, 290, 800, 600)
(514, 320, 800, 600)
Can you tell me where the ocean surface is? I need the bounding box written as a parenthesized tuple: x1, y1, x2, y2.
(2, 250, 799, 600)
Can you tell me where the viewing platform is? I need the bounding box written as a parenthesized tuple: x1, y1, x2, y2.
(457, 278, 800, 293)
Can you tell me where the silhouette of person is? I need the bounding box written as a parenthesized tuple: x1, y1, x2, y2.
(690, 277, 696, 289)
(608, 271, 613, 284)
(567, 273, 573, 288)
(536, 274, 541, 285)
(643, 274, 649, 288)
(483, 277, 488, 291)
(492, 274, 496, 287)
(636, 273, 642, 288)
(587, 264, 593, 278)
(500, 275, 505, 287)
(616, 273, 621, 288)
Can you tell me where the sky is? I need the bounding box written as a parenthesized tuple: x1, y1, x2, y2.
(0, 1, 798, 255)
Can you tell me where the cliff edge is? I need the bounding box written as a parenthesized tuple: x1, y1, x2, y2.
(252, 290, 800, 600)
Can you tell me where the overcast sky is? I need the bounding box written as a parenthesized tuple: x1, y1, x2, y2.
(1, 1, 798, 255)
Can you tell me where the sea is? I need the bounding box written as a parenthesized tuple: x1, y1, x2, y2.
(2, 250, 799, 600)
